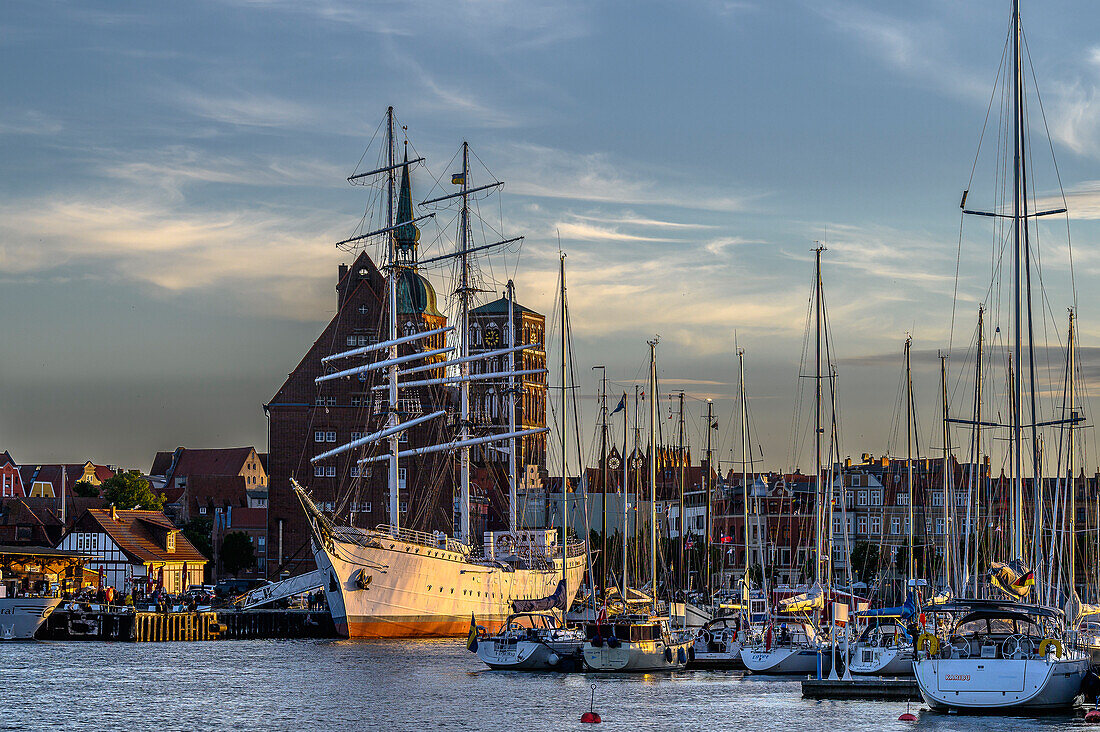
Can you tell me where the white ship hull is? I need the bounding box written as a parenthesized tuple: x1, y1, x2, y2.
(314, 530, 586, 638)
(740, 645, 831, 675)
(913, 656, 1087, 711)
(477, 635, 584, 671)
(691, 638, 743, 668)
(583, 639, 691, 672)
(848, 643, 913, 676)
(0, 597, 61, 640)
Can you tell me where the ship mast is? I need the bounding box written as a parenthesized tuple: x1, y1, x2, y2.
(560, 254, 569, 591)
(704, 397, 714, 600)
(1010, 0, 1026, 562)
(813, 246, 825, 588)
(648, 337, 659, 615)
(677, 390, 686, 595)
(739, 348, 751, 585)
(507, 280, 518, 535)
(940, 353, 952, 592)
(385, 106, 401, 536)
(905, 336, 916, 583)
(457, 142, 472, 544)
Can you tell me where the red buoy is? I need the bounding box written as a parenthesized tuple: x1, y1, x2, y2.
(898, 713, 917, 722)
(1085, 709, 1100, 723)
(581, 683, 602, 723)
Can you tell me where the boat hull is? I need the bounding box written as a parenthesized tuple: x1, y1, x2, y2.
(477, 637, 583, 671)
(848, 644, 914, 676)
(913, 656, 1088, 711)
(583, 639, 691, 672)
(314, 534, 586, 639)
(740, 646, 832, 675)
(691, 638, 744, 669)
(0, 597, 61, 640)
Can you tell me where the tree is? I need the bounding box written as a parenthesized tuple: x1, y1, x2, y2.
(221, 531, 256, 577)
(183, 517, 213, 559)
(850, 541, 883, 584)
(73, 480, 100, 498)
(100, 472, 165, 511)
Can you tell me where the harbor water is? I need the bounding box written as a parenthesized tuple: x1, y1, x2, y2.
(1, 639, 1084, 731)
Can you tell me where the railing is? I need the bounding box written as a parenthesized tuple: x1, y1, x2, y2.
(371, 524, 468, 554)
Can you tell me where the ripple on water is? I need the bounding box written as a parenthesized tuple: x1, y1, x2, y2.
(0, 639, 1085, 731)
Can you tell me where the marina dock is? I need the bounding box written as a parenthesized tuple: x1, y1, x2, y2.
(801, 678, 921, 701)
(41, 607, 336, 642)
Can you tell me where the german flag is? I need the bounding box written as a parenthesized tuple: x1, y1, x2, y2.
(466, 613, 478, 653)
(451, 172, 465, 185)
(1013, 570, 1035, 589)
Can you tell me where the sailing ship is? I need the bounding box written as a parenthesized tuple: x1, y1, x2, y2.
(911, 1, 1089, 710)
(293, 108, 585, 638)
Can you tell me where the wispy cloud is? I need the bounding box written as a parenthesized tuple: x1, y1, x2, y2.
(0, 109, 62, 136)
(502, 142, 759, 212)
(174, 88, 319, 129)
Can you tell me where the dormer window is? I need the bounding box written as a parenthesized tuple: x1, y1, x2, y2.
(166, 532, 176, 553)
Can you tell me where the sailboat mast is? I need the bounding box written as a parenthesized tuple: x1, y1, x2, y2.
(1011, 0, 1026, 562)
(385, 106, 401, 535)
(972, 306, 985, 597)
(941, 353, 952, 592)
(623, 392, 630, 595)
(560, 254, 569, 590)
(677, 391, 686, 594)
(507, 280, 518, 534)
(705, 397, 714, 600)
(813, 246, 824, 587)
(457, 141, 472, 545)
(648, 337, 659, 615)
(1067, 309, 1077, 600)
(739, 349, 750, 582)
(906, 337, 916, 583)
(598, 367, 608, 595)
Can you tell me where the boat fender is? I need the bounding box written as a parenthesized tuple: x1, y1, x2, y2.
(687, 645, 695, 662)
(606, 635, 620, 649)
(591, 635, 604, 648)
(664, 647, 673, 663)
(916, 633, 939, 656)
(677, 647, 687, 665)
(548, 653, 561, 666)
(1038, 638, 1063, 658)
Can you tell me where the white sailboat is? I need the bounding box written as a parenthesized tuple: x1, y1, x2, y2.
(741, 248, 835, 676)
(583, 338, 693, 672)
(293, 108, 585, 638)
(912, 1, 1089, 710)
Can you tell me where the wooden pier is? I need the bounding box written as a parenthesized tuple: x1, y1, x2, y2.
(41, 607, 336, 642)
(801, 677, 921, 701)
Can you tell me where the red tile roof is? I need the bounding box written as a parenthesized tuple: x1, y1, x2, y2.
(171, 447, 255, 479)
(82, 509, 207, 564)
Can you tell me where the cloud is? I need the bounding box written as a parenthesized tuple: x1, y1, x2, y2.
(0, 109, 62, 136)
(174, 88, 319, 129)
(0, 193, 343, 321)
(501, 142, 759, 211)
(553, 220, 678, 243)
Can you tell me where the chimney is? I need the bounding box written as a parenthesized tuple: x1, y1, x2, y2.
(110, 504, 117, 521)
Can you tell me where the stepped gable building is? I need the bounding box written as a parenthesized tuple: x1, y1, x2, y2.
(266, 153, 458, 578)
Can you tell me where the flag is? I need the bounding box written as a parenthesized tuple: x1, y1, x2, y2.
(610, 393, 626, 416)
(466, 613, 479, 653)
(1013, 570, 1035, 588)
(451, 173, 465, 185)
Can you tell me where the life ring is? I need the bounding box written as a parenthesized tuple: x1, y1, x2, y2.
(677, 647, 687, 665)
(916, 633, 939, 656)
(664, 647, 674, 663)
(1039, 638, 1064, 658)
(703, 630, 714, 644)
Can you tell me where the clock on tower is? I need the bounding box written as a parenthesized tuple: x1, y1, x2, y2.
(484, 326, 501, 347)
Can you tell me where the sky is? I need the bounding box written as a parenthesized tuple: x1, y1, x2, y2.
(3, 0, 1100, 476)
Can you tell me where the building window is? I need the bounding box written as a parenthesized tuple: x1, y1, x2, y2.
(199, 507, 207, 515)
(358, 305, 369, 315)
(363, 502, 371, 513)
(326, 431, 337, 443)
(932, 491, 944, 507)
(891, 517, 901, 535)
(857, 490, 868, 506)
(351, 431, 363, 442)
(870, 489, 882, 505)
(833, 517, 841, 534)
(896, 494, 909, 506)
(955, 492, 967, 508)
(258, 536, 266, 547)
(314, 465, 325, 477)
(399, 501, 408, 513)
(936, 518, 945, 535)
(315, 431, 325, 443)
(352, 395, 365, 407)
(926, 520, 933, 535)
(857, 517, 867, 534)
(870, 516, 881, 534)
(347, 336, 357, 347)
(845, 490, 854, 508)
(350, 466, 360, 478)
(326, 466, 336, 477)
